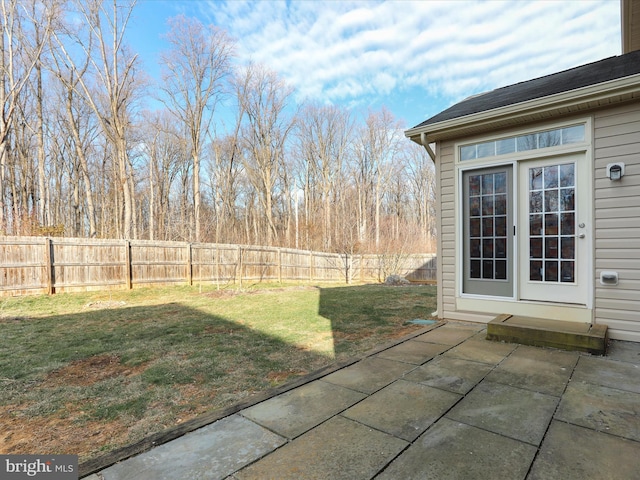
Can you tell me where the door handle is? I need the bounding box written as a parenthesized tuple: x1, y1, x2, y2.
(577, 233, 586, 238)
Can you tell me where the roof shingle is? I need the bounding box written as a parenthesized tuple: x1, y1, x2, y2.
(413, 50, 640, 129)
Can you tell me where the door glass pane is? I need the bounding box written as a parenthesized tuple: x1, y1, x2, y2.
(530, 167, 543, 189)
(530, 191, 543, 212)
(470, 197, 480, 216)
(494, 173, 507, 193)
(530, 238, 542, 258)
(495, 194, 507, 215)
(560, 212, 575, 235)
(544, 165, 558, 188)
(530, 260, 543, 281)
(469, 175, 481, 195)
(482, 175, 494, 194)
(529, 163, 575, 284)
(561, 261, 575, 283)
(560, 164, 575, 186)
(545, 261, 558, 282)
(482, 218, 493, 236)
(495, 260, 507, 280)
(495, 217, 507, 236)
(529, 214, 542, 235)
(470, 260, 481, 278)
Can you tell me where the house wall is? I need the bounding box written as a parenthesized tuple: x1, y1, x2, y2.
(434, 101, 640, 340)
(594, 102, 640, 341)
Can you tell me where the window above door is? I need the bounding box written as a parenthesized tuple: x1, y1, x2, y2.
(460, 124, 585, 161)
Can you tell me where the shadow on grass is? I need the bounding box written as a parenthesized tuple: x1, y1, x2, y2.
(0, 303, 330, 465)
(318, 283, 438, 357)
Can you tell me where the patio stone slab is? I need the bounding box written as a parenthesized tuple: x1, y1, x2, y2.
(374, 340, 450, 365)
(342, 379, 461, 441)
(484, 345, 578, 396)
(99, 414, 285, 480)
(413, 325, 482, 346)
(376, 417, 536, 480)
(321, 357, 415, 394)
(572, 355, 640, 393)
(528, 420, 640, 480)
(233, 415, 408, 480)
(403, 356, 493, 394)
(443, 337, 517, 364)
(606, 339, 640, 364)
(240, 380, 365, 439)
(446, 380, 558, 445)
(555, 380, 640, 441)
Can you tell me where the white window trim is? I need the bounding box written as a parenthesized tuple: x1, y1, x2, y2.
(453, 117, 594, 315)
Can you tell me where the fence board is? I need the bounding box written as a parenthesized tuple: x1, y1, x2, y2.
(0, 236, 436, 296)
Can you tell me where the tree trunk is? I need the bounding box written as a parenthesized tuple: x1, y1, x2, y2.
(193, 150, 200, 242)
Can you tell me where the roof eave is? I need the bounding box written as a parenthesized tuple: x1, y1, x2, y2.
(405, 73, 640, 144)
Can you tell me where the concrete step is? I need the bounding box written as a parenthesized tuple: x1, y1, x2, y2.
(486, 314, 608, 355)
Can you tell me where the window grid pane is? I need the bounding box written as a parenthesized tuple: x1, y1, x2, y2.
(469, 172, 508, 281)
(529, 163, 575, 283)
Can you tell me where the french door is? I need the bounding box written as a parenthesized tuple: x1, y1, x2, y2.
(462, 153, 590, 305)
(518, 154, 589, 305)
(462, 166, 514, 297)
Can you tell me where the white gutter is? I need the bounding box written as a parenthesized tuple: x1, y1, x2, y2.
(420, 132, 436, 162)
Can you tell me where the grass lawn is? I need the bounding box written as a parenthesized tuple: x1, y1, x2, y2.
(0, 282, 436, 461)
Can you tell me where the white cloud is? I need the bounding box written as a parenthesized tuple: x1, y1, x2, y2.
(203, 0, 620, 116)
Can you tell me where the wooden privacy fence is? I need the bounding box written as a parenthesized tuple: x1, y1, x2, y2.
(0, 236, 437, 296)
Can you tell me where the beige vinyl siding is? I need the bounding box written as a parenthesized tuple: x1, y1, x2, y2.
(594, 102, 640, 341)
(439, 142, 456, 319)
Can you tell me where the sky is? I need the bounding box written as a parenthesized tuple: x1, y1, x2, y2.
(128, 0, 622, 129)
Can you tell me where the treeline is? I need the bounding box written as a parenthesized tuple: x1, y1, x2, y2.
(0, 0, 436, 254)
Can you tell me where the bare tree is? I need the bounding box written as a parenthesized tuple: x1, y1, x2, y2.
(207, 132, 242, 243)
(159, 15, 234, 242)
(235, 64, 296, 245)
(404, 140, 436, 251)
(23, 0, 58, 228)
(353, 107, 404, 248)
(49, 26, 102, 237)
(294, 103, 352, 250)
(0, 0, 55, 232)
(139, 109, 186, 240)
(53, 0, 142, 239)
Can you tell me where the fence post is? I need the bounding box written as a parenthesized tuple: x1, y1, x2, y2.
(44, 237, 54, 295)
(309, 251, 313, 282)
(124, 240, 132, 289)
(360, 254, 365, 283)
(186, 243, 193, 286)
(278, 248, 282, 283)
(345, 253, 350, 285)
(215, 244, 220, 290)
(238, 246, 243, 287)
